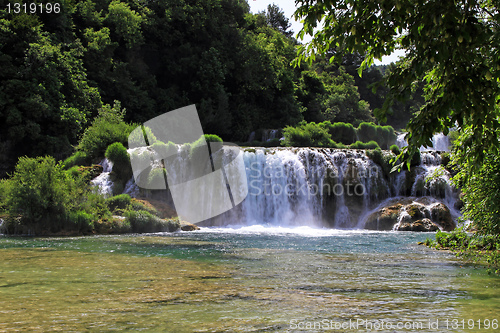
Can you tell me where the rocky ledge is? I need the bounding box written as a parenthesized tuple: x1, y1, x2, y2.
(363, 197, 456, 232)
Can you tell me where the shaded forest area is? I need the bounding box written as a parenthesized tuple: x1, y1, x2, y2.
(0, 0, 420, 176)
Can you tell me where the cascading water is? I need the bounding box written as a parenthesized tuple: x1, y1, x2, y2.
(396, 132, 451, 152)
(91, 159, 114, 197)
(103, 144, 460, 229)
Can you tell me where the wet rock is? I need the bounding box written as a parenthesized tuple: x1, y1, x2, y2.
(364, 203, 403, 230)
(180, 221, 200, 231)
(396, 218, 439, 232)
(430, 203, 456, 231)
(363, 198, 456, 231)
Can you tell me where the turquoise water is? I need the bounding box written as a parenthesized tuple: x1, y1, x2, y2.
(0, 227, 499, 332)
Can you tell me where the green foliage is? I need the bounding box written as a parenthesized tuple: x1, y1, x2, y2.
(62, 151, 90, 169)
(295, 0, 500, 171)
(366, 147, 392, 177)
(106, 194, 131, 212)
(105, 142, 131, 180)
(67, 210, 95, 234)
(281, 121, 334, 147)
(125, 210, 179, 233)
(321, 121, 357, 145)
(128, 126, 158, 147)
(426, 227, 500, 274)
(129, 199, 160, 217)
(152, 141, 177, 158)
(390, 145, 400, 156)
(78, 101, 134, 159)
(356, 122, 377, 143)
(356, 122, 396, 149)
(349, 141, 380, 150)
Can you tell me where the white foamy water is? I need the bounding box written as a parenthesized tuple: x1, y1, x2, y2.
(91, 159, 114, 197)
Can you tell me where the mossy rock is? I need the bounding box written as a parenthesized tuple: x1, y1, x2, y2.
(180, 221, 200, 231)
(364, 203, 403, 230)
(405, 203, 427, 219)
(396, 218, 439, 232)
(430, 203, 456, 231)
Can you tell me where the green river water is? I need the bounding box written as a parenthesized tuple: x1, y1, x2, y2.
(0, 227, 499, 332)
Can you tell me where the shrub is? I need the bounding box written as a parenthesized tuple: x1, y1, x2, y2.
(62, 151, 90, 169)
(67, 210, 94, 234)
(356, 122, 396, 149)
(349, 141, 380, 150)
(105, 142, 131, 180)
(129, 198, 160, 216)
(0, 179, 12, 212)
(128, 125, 158, 147)
(281, 121, 334, 147)
(152, 141, 177, 158)
(125, 210, 180, 233)
(356, 122, 377, 143)
(190, 134, 223, 157)
(366, 148, 392, 177)
(390, 144, 401, 156)
(106, 194, 131, 212)
(321, 121, 357, 145)
(78, 101, 135, 159)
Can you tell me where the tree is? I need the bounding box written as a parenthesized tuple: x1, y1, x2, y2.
(294, 0, 500, 171)
(265, 4, 293, 37)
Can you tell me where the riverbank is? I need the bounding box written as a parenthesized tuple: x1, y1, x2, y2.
(423, 228, 500, 274)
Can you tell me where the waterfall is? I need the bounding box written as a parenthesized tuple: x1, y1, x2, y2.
(91, 159, 114, 197)
(96, 145, 459, 228)
(396, 133, 450, 152)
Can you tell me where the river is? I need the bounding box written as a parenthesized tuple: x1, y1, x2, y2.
(1, 228, 499, 332)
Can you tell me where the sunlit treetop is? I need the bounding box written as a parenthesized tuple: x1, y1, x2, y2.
(294, 0, 500, 171)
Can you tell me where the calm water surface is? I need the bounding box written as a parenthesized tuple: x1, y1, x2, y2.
(0, 227, 499, 332)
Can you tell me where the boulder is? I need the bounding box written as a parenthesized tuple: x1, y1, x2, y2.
(180, 221, 200, 231)
(396, 218, 439, 232)
(364, 203, 403, 230)
(430, 203, 456, 231)
(363, 198, 456, 232)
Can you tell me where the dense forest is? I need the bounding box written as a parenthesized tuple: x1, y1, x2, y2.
(0, 0, 419, 177)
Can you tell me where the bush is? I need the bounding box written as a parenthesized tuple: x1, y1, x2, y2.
(152, 141, 177, 158)
(125, 210, 179, 233)
(356, 122, 377, 143)
(106, 194, 131, 212)
(281, 121, 334, 147)
(128, 125, 158, 147)
(62, 151, 90, 169)
(129, 198, 160, 216)
(321, 121, 357, 145)
(78, 101, 135, 159)
(349, 141, 380, 150)
(366, 148, 392, 177)
(0, 179, 12, 212)
(390, 144, 401, 156)
(105, 142, 131, 180)
(67, 210, 94, 234)
(356, 122, 396, 149)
